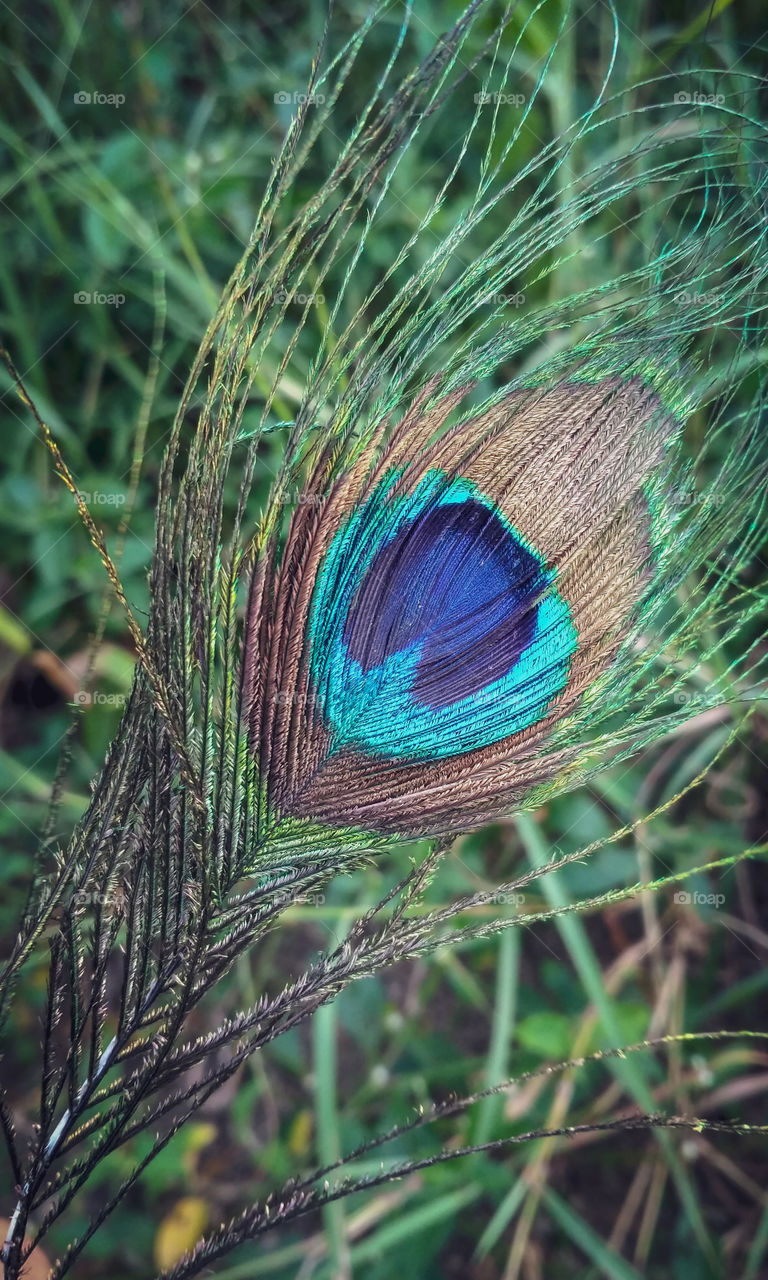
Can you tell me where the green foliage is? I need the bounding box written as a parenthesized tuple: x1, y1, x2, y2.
(0, 2, 767, 1279)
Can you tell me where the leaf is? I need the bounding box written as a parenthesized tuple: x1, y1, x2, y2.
(516, 1011, 573, 1060)
(154, 1199, 210, 1272)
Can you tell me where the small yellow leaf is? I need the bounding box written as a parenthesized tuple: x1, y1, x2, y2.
(186, 1122, 218, 1153)
(182, 1121, 218, 1175)
(154, 1197, 209, 1270)
(288, 1107, 314, 1156)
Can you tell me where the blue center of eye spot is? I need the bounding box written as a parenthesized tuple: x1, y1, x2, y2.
(343, 499, 544, 707)
(308, 470, 578, 760)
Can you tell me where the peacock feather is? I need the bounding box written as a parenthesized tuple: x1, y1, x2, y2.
(239, 44, 768, 848)
(1, 1, 767, 1275)
(249, 375, 679, 834)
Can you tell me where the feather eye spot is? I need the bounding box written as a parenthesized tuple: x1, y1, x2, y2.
(308, 473, 577, 760)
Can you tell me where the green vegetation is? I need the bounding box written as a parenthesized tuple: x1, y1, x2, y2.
(1, 2, 767, 1277)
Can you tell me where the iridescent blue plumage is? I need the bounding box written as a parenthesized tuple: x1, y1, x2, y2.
(308, 470, 577, 760)
(250, 378, 677, 834)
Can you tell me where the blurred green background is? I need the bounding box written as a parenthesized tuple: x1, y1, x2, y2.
(1, 1, 767, 1277)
